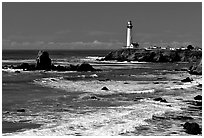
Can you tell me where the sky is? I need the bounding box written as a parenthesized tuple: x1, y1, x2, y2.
(2, 2, 202, 50)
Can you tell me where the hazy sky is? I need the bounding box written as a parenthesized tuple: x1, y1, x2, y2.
(2, 2, 202, 50)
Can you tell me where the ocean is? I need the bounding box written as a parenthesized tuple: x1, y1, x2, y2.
(2, 50, 202, 136)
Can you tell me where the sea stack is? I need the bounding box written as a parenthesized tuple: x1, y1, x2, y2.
(36, 51, 52, 70)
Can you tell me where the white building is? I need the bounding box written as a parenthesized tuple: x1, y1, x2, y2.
(126, 21, 133, 48)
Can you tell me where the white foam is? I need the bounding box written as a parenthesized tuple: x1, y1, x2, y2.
(4, 102, 180, 136)
(2, 68, 23, 72)
(2, 59, 35, 63)
(34, 79, 158, 95)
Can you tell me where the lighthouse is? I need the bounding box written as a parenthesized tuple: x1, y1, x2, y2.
(126, 21, 133, 48)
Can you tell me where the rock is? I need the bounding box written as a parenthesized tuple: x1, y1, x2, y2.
(101, 86, 109, 91)
(194, 95, 202, 100)
(152, 114, 166, 120)
(90, 95, 100, 100)
(17, 109, 25, 112)
(69, 64, 78, 71)
(13, 63, 35, 71)
(157, 77, 163, 80)
(197, 84, 202, 88)
(183, 122, 201, 135)
(36, 51, 52, 70)
(153, 97, 168, 103)
(133, 97, 144, 101)
(181, 77, 193, 82)
(98, 78, 110, 81)
(77, 63, 96, 71)
(19, 63, 30, 70)
(194, 101, 202, 106)
(15, 71, 20, 73)
(189, 59, 202, 75)
(55, 65, 70, 71)
(172, 116, 193, 120)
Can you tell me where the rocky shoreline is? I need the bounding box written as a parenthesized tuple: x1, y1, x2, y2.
(2, 50, 202, 135)
(101, 48, 201, 63)
(2, 50, 100, 72)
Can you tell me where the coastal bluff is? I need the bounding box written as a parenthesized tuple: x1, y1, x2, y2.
(102, 48, 202, 63)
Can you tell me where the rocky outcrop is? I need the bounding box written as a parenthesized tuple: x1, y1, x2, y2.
(3, 51, 100, 72)
(183, 122, 201, 135)
(102, 48, 202, 63)
(194, 95, 202, 100)
(101, 86, 109, 91)
(153, 97, 168, 103)
(76, 63, 96, 72)
(36, 51, 52, 70)
(189, 59, 202, 75)
(181, 77, 193, 82)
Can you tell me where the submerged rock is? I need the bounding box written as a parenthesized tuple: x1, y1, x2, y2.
(171, 116, 193, 121)
(101, 86, 109, 91)
(181, 77, 193, 82)
(183, 122, 201, 135)
(153, 97, 168, 103)
(76, 63, 96, 72)
(197, 84, 202, 88)
(194, 95, 202, 100)
(14, 71, 20, 73)
(90, 95, 100, 100)
(17, 109, 25, 112)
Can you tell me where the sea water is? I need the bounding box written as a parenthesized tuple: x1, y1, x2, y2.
(2, 50, 202, 136)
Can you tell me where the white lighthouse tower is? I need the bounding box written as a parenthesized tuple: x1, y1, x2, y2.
(126, 21, 133, 48)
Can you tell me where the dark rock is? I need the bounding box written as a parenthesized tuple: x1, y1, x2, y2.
(15, 71, 20, 73)
(194, 101, 202, 106)
(157, 77, 163, 80)
(76, 63, 96, 72)
(153, 97, 168, 103)
(101, 86, 109, 91)
(152, 114, 167, 120)
(183, 122, 201, 135)
(172, 116, 193, 120)
(181, 77, 193, 82)
(197, 84, 202, 87)
(98, 78, 110, 81)
(36, 51, 52, 70)
(194, 95, 202, 100)
(13, 63, 35, 71)
(90, 95, 100, 100)
(166, 105, 172, 107)
(19, 120, 32, 123)
(19, 63, 30, 70)
(188, 106, 202, 110)
(134, 97, 144, 101)
(17, 109, 25, 112)
(174, 69, 180, 71)
(69, 64, 78, 71)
